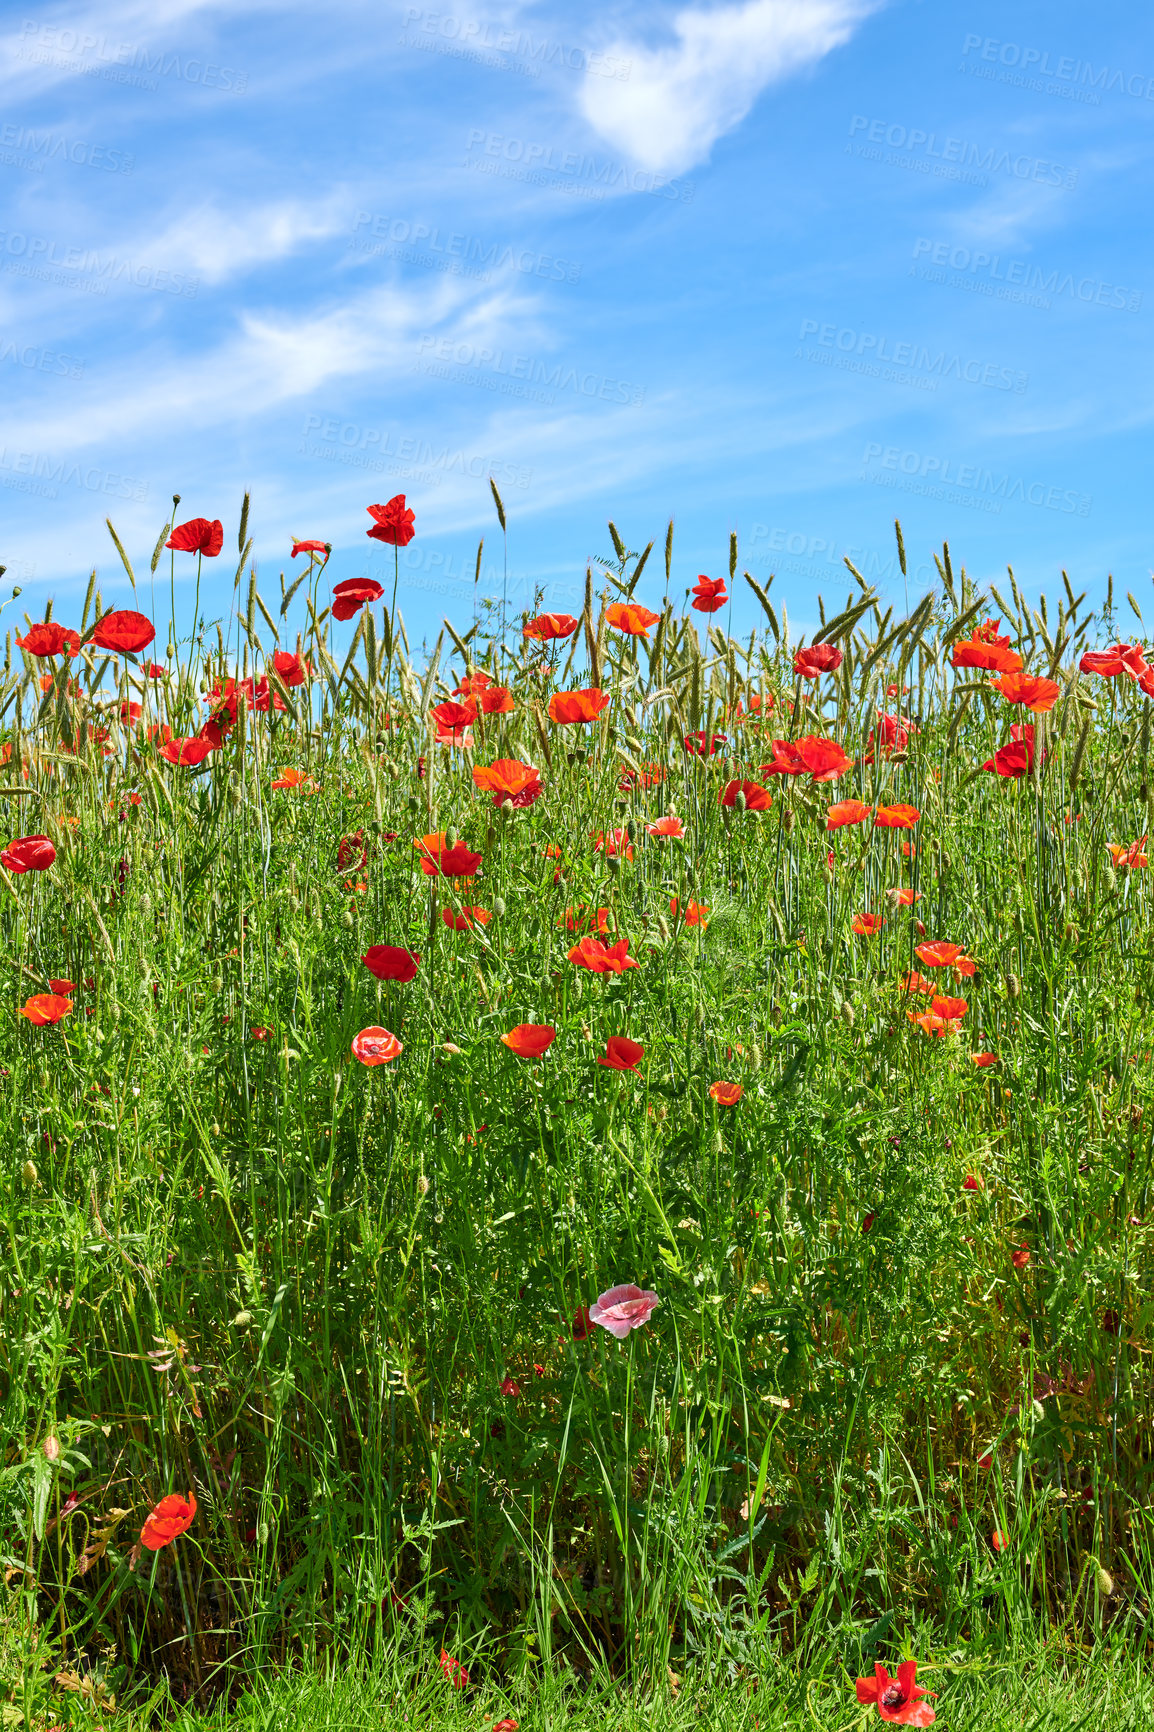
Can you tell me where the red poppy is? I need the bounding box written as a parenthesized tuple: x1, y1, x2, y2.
(606, 601, 660, 636)
(568, 935, 639, 974)
(991, 1529, 1009, 1553)
(907, 1009, 957, 1037)
(493, 1720, 520, 1732)
(982, 722, 1036, 779)
(92, 609, 155, 654)
(159, 735, 216, 767)
(331, 577, 385, 621)
(691, 575, 728, 613)
(18, 993, 72, 1025)
(140, 1491, 198, 1551)
(572, 1306, 593, 1339)
(147, 662, 167, 679)
(592, 827, 633, 861)
(562, 906, 613, 934)
(818, 799, 868, 833)
(479, 685, 514, 714)
(361, 945, 421, 982)
(951, 623, 1022, 673)
(414, 832, 483, 878)
(670, 896, 709, 928)
(759, 738, 808, 777)
(438, 1649, 468, 1689)
(472, 759, 542, 807)
(454, 671, 492, 695)
(648, 815, 684, 838)
(684, 730, 728, 756)
(994, 671, 1059, 712)
(442, 905, 491, 931)
(796, 736, 852, 781)
(351, 1025, 403, 1065)
(853, 912, 885, 936)
(865, 711, 919, 761)
(2, 834, 56, 873)
(888, 887, 920, 905)
(597, 1036, 645, 1070)
(16, 622, 81, 658)
(971, 1051, 998, 1067)
(523, 612, 579, 641)
(1080, 642, 1149, 679)
(962, 1174, 984, 1191)
(914, 941, 967, 969)
(366, 495, 416, 546)
(874, 804, 920, 829)
(119, 701, 143, 725)
(291, 538, 330, 560)
(855, 1659, 936, 1725)
(273, 649, 311, 687)
(431, 699, 478, 743)
(709, 1081, 743, 1106)
(929, 994, 967, 1020)
(1011, 1244, 1031, 1270)
(718, 779, 773, 811)
(48, 978, 76, 994)
(548, 688, 609, 725)
(166, 518, 224, 557)
(793, 643, 843, 679)
(501, 1023, 556, 1058)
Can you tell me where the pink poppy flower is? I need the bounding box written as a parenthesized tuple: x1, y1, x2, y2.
(588, 1283, 660, 1340)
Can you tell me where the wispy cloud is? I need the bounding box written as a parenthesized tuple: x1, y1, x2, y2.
(577, 0, 881, 176)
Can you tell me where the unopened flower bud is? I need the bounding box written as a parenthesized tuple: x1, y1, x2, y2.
(492, 896, 507, 918)
(232, 1310, 253, 1329)
(782, 807, 795, 834)
(606, 853, 620, 873)
(417, 1174, 430, 1197)
(1096, 1565, 1114, 1598)
(1005, 973, 1021, 1000)
(444, 826, 458, 851)
(21, 1160, 38, 1188)
(43, 1434, 60, 1462)
(841, 1000, 855, 1028)
(735, 790, 747, 812)
(656, 915, 670, 941)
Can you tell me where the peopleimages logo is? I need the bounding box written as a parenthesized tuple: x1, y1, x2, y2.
(0, 124, 134, 173)
(961, 35, 1154, 101)
(351, 213, 581, 283)
(910, 238, 1141, 312)
(847, 115, 1077, 188)
(797, 319, 1027, 393)
(861, 443, 1091, 517)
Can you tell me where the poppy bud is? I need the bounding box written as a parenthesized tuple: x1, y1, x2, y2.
(751, 1042, 762, 1070)
(1005, 973, 1021, 1000)
(694, 1001, 705, 1030)
(21, 1160, 38, 1187)
(782, 807, 794, 834)
(656, 915, 670, 941)
(342, 909, 354, 927)
(417, 1174, 430, 1197)
(606, 853, 620, 873)
(501, 797, 515, 814)
(625, 818, 637, 842)
(408, 793, 420, 812)
(445, 827, 459, 850)
(841, 1000, 855, 1028)
(492, 896, 507, 918)
(1097, 1565, 1114, 1597)
(734, 790, 747, 812)
(821, 861, 834, 885)
(1103, 866, 1117, 894)
(43, 1433, 60, 1462)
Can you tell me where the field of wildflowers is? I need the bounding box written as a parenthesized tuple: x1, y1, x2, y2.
(2, 493, 1153, 1724)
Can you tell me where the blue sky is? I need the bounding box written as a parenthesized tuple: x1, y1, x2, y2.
(2, 0, 1152, 655)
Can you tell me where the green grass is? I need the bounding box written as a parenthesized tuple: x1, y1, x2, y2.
(2, 510, 1154, 1723)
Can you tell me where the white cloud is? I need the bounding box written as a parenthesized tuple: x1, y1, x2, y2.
(578, 0, 880, 176)
(148, 197, 350, 284)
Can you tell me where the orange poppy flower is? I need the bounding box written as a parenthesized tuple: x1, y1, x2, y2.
(351, 1026, 402, 1065)
(592, 828, 633, 860)
(914, 940, 966, 968)
(899, 970, 935, 995)
(647, 815, 684, 838)
(826, 800, 871, 830)
(442, 905, 491, 931)
(907, 1009, 957, 1038)
(548, 688, 610, 725)
(271, 767, 317, 791)
(472, 758, 542, 807)
(874, 803, 920, 829)
(852, 912, 885, 936)
(453, 670, 492, 695)
(479, 685, 514, 714)
(669, 896, 709, 928)
(951, 630, 1022, 673)
(501, 1023, 556, 1058)
(971, 1052, 998, 1067)
(160, 735, 216, 767)
(19, 993, 73, 1025)
(1108, 836, 1148, 869)
(48, 978, 76, 994)
(709, 1081, 743, 1106)
(929, 994, 967, 1021)
(1011, 1244, 1031, 1270)
(568, 936, 639, 974)
(994, 671, 1060, 712)
(430, 698, 477, 744)
(414, 833, 483, 878)
(562, 906, 613, 934)
(596, 1036, 645, 1070)
(888, 887, 921, 905)
(140, 1491, 197, 1551)
(523, 612, 579, 641)
(1080, 642, 1149, 680)
(718, 779, 773, 810)
(606, 602, 660, 636)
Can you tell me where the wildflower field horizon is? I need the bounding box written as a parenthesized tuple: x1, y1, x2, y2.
(2, 492, 1153, 1723)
